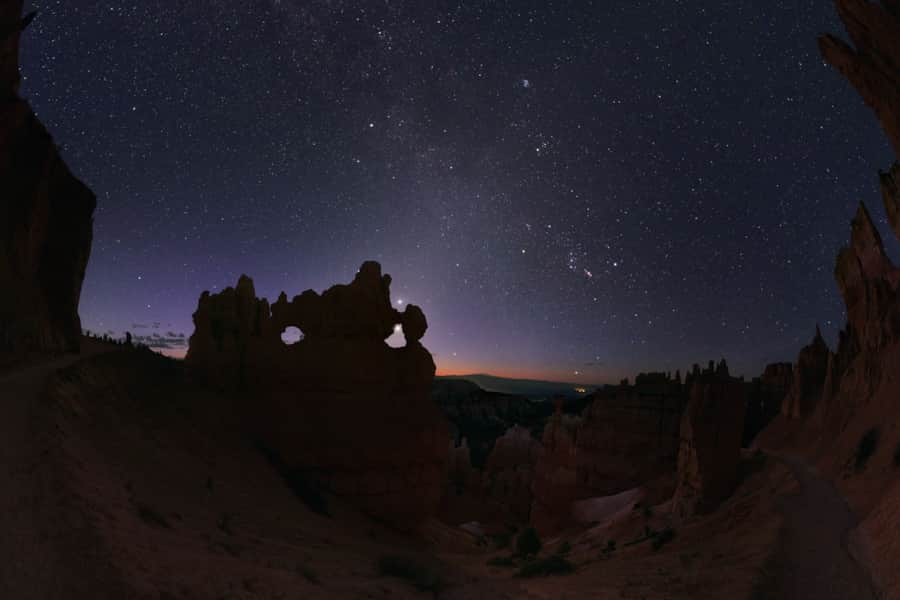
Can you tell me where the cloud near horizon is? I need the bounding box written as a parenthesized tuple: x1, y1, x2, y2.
(133, 333, 188, 349)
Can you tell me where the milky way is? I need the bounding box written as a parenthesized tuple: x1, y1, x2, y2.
(19, 1, 894, 382)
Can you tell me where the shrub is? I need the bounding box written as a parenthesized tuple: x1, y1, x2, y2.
(377, 555, 446, 594)
(855, 427, 880, 471)
(136, 503, 171, 529)
(515, 555, 575, 578)
(297, 564, 319, 584)
(652, 527, 675, 551)
(601, 539, 617, 556)
(217, 513, 234, 536)
(486, 555, 516, 568)
(492, 529, 514, 550)
(557, 540, 572, 556)
(515, 527, 542, 557)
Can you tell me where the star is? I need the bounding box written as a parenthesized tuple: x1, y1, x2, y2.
(23, 1, 885, 381)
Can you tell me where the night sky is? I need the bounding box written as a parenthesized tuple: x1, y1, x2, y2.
(19, 1, 895, 383)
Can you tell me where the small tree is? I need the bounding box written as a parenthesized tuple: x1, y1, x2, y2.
(855, 427, 879, 471)
(515, 527, 542, 557)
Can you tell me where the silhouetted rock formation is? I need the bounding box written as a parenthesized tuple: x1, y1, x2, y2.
(673, 371, 746, 518)
(0, 2, 95, 362)
(186, 262, 449, 528)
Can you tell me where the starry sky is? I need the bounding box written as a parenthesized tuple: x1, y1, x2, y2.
(19, 1, 895, 383)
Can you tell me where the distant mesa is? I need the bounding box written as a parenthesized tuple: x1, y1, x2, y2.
(0, 1, 95, 365)
(186, 261, 449, 528)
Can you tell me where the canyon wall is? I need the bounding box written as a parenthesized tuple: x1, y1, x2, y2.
(1, 2, 95, 363)
(439, 425, 542, 527)
(760, 2, 900, 597)
(575, 375, 683, 499)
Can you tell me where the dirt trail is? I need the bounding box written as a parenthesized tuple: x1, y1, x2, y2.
(0, 351, 122, 598)
(0, 355, 78, 597)
(753, 454, 876, 600)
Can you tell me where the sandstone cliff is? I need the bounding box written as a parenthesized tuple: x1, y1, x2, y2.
(0, 2, 95, 363)
(186, 262, 449, 528)
(575, 374, 683, 500)
(672, 371, 746, 518)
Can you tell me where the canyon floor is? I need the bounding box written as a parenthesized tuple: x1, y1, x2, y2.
(0, 342, 878, 599)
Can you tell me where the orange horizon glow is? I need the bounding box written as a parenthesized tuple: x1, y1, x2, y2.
(436, 363, 614, 385)
(155, 347, 613, 385)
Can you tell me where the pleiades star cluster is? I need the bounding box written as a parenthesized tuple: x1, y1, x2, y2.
(20, 1, 894, 381)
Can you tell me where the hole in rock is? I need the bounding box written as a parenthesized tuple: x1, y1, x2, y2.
(280, 326, 304, 345)
(386, 323, 405, 348)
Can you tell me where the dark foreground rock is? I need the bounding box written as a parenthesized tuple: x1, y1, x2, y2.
(186, 261, 449, 528)
(1, 2, 95, 364)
